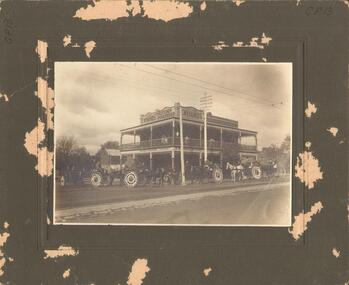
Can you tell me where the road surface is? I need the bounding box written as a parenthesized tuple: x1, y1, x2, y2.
(55, 178, 291, 226)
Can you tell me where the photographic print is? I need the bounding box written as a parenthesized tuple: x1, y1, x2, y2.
(54, 62, 292, 226)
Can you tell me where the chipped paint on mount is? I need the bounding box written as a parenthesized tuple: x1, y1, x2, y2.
(0, 223, 10, 277)
(203, 267, 212, 277)
(24, 118, 45, 157)
(127, 258, 150, 285)
(44, 246, 79, 259)
(84, 41, 96, 58)
(36, 40, 48, 63)
(63, 34, 72, 47)
(37, 77, 54, 130)
(0, 93, 9, 102)
(294, 142, 323, 189)
(74, 0, 193, 22)
(332, 248, 341, 258)
(305, 101, 317, 118)
(232, 0, 246, 7)
(288, 201, 323, 240)
(212, 33, 272, 51)
(63, 268, 71, 278)
(326, 127, 338, 137)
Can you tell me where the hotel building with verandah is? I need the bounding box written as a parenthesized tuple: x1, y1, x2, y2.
(119, 103, 258, 171)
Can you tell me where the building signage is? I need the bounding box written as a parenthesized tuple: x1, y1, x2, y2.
(140, 103, 238, 128)
(141, 104, 204, 124)
(141, 106, 176, 123)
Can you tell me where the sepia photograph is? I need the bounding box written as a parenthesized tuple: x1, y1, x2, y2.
(54, 62, 292, 226)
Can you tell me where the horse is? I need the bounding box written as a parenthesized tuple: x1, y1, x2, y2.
(226, 161, 244, 182)
(150, 167, 165, 186)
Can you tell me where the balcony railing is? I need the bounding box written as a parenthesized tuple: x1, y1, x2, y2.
(120, 137, 257, 152)
(239, 144, 258, 151)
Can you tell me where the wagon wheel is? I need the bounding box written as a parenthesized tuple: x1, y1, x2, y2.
(251, 166, 262, 180)
(91, 172, 102, 187)
(163, 173, 171, 184)
(124, 171, 138, 188)
(212, 168, 223, 184)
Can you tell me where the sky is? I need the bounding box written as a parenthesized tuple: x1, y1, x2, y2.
(55, 62, 292, 154)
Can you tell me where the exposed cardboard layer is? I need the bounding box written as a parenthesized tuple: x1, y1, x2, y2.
(127, 258, 150, 285)
(327, 127, 338, 137)
(63, 268, 71, 278)
(0, 223, 10, 277)
(212, 41, 229, 51)
(294, 142, 323, 189)
(203, 267, 212, 277)
(332, 248, 341, 258)
(212, 33, 272, 51)
(37, 146, 54, 177)
(142, 1, 193, 22)
(232, 0, 246, 6)
(0, 93, 9, 102)
(233, 33, 272, 49)
(36, 40, 48, 63)
(37, 77, 54, 130)
(74, 0, 193, 22)
(44, 246, 79, 259)
(288, 201, 323, 240)
(305, 101, 317, 118)
(24, 119, 45, 157)
(84, 41, 96, 58)
(74, 1, 137, 21)
(63, 34, 72, 47)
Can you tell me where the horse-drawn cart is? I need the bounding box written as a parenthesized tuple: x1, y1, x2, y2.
(226, 160, 277, 181)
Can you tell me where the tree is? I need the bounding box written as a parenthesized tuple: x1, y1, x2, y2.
(56, 136, 78, 171)
(258, 135, 291, 173)
(101, 141, 119, 149)
(280, 135, 291, 153)
(56, 136, 93, 172)
(56, 136, 78, 157)
(95, 140, 120, 161)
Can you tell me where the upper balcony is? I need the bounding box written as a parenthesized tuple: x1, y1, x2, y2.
(120, 118, 257, 153)
(120, 137, 257, 152)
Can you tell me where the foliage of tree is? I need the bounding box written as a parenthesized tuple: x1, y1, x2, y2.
(95, 140, 120, 161)
(259, 135, 291, 173)
(101, 141, 119, 149)
(56, 136, 94, 172)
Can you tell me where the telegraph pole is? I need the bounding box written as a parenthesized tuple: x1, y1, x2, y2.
(179, 104, 185, 185)
(200, 92, 212, 163)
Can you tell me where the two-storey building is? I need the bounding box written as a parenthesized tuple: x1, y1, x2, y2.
(120, 103, 258, 170)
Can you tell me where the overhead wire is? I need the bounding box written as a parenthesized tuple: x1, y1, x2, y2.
(117, 63, 285, 111)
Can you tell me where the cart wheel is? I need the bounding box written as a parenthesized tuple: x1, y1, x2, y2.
(91, 172, 102, 187)
(212, 168, 223, 184)
(251, 166, 262, 180)
(124, 171, 138, 188)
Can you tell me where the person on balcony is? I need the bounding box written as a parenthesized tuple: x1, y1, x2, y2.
(184, 136, 190, 145)
(161, 135, 168, 144)
(209, 138, 215, 147)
